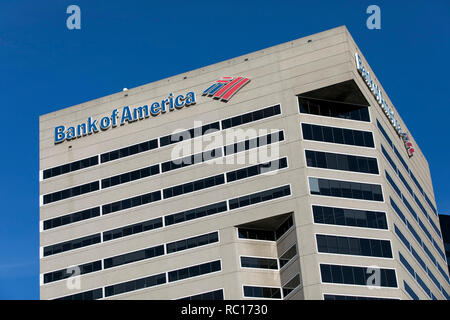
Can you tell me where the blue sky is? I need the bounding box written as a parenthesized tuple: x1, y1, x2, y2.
(0, 0, 448, 299)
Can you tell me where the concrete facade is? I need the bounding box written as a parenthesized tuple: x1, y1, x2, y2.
(39, 26, 449, 300)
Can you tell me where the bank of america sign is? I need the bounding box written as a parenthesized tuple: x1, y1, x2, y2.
(53, 76, 251, 144)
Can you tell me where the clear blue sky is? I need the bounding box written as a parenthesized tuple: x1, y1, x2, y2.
(0, 0, 448, 299)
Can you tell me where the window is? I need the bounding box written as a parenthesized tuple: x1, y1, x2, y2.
(279, 245, 297, 268)
(103, 217, 163, 241)
(320, 264, 397, 287)
(305, 150, 378, 174)
(298, 97, 370, 122)
(163, 174, 225, 199)
(240, 256, 278, 269)
(316, 234, 392, 258)
(43, 234, 101, 256)
(104, 273, 166, 297)
(282, 274, 301, 297)
(161, 148, 222, 172)
(275, 215, 293, 239)
(238, 228, 276, 241)
(312, 205, 387, 229)
(302, 123, 374, 148)
(165, 201, 227, 226)
(43, 156, 99, 179)
(55, 288, 103, 300)
(160, 122, 220, 147)
(43, 207, 100, 230)
(309, 177, 383, 201)
(178, 289, 224, 300)
(221, 105, 281, 129)
(224, 131, 284, 156)
(101, 164, 160, 188)
(166, 232, 219, 254)
(229, 185, 291, 210)
(226, 158, 288, 183)
(102, 190, 162, 215)
(43, 181, 100, 204)
(101, 138, 158, 163)
(404, 281, 419, 300)
(44, 260, 102, 284)
(168, 260, 221, 282)
(103, 245, 164, 269)
(243, 286, 281, 299)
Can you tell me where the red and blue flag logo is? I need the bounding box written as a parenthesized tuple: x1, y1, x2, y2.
(203, 76, 250, 102)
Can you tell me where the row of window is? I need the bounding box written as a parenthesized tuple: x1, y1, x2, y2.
(44, 104, 282, 180)
(386, 172, 446, 264)
(377, 119, 438, 216)
(103, 217, 163, 242)
(312, 205, 388, 230)
(101, 164, 160, 189)
(168, 260, 221, 282)
(101, 138, 159, 163)
(243, 286, 281, 299)
(302, 123, 374, 148)
(309, 177, 383, 202)
(237, 215, 294, 242)
(43, 155, 99, 180)
(161, 148, 222, 173)
(102, 190, 162, 215)
(244, 278, 301, 300)
(305, 150, 379, 174)
(43, 207, 100, 230)
(105, 273, 166, 298)
(298, 96, 370, 122)
(43, 260, 102, 284)
(240, 256, 278, 270)
(162, 174, 225, 199)
(178, 289, 224, 300)
(221, 104, 281, 130)
(316, 234, 392, 258)
(399, 251, 437, 300)
(382, 147, 442, 240)
(165, 201, 227, 226)
(43, 185, 291, 257)
(104, 245, 165, 269)
(223, 131, 284, 156)
(44, 232, 219, 284)
(229, 185, 291, 211)
(43, 181, 99, 204)
(43, 130, 285, 208)
(43, 234, 100, 257)
(160, 122, 220, 147)
(166, 232, 219, 254)
(226, 158, 288, 183)
(55, 288, 103, 300)
(393, 222, 449, 299)
(320, 264, 397, 288)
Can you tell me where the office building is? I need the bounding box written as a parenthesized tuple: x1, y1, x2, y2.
(39, 26, 449, 300)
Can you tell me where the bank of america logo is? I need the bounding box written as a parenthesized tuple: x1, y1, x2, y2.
(202, 76, 250, 102)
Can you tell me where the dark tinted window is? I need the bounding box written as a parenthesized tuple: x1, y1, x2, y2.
(302, 123, 374, 148)
(43, 156, 99, 179)
(101, 139, 158, 163)
(305, 150, 378, 174)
